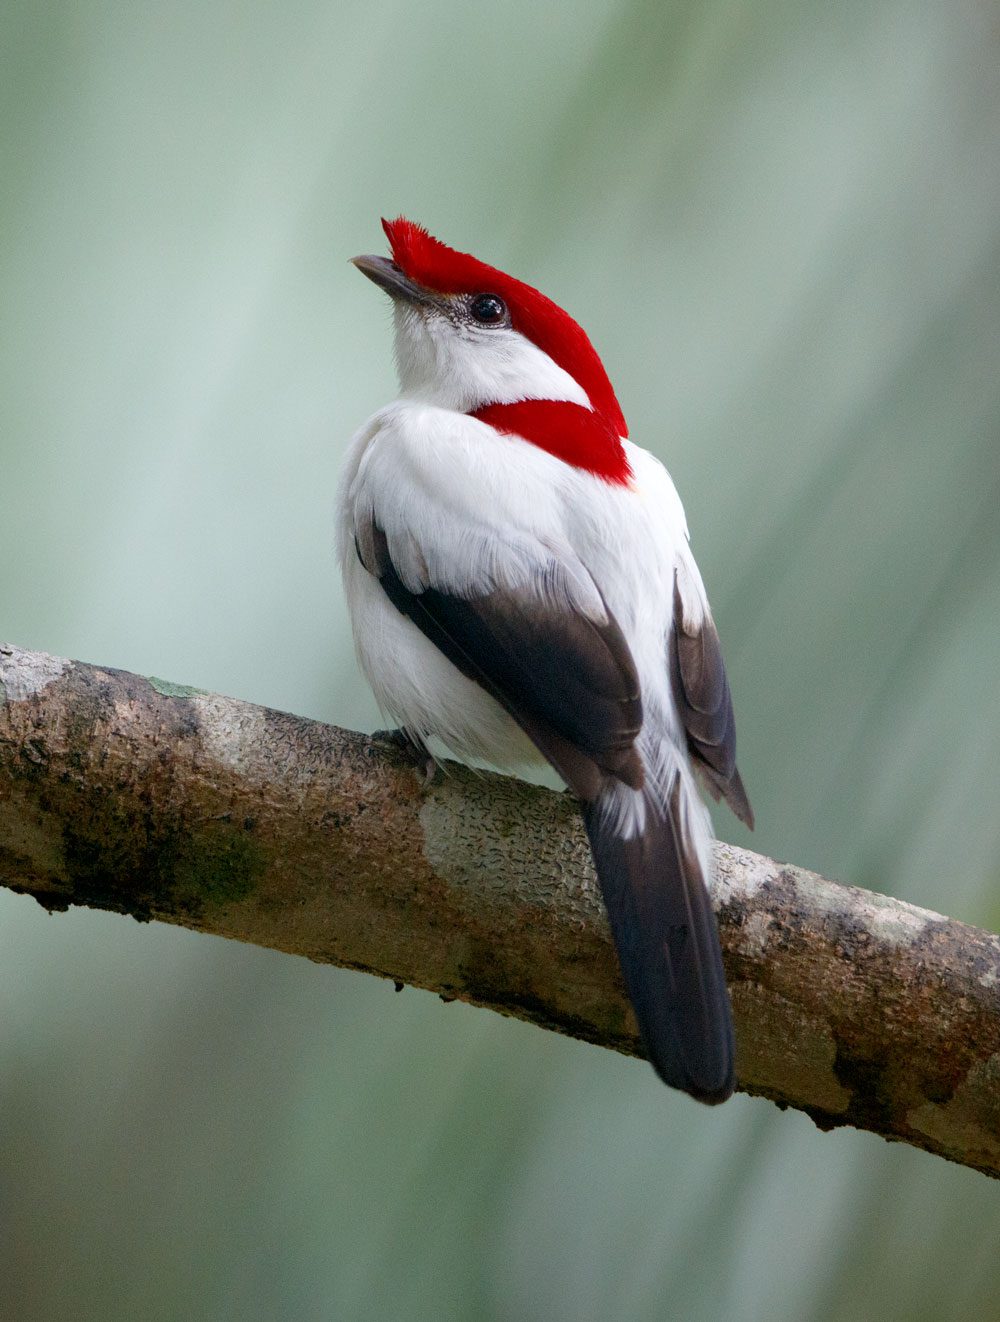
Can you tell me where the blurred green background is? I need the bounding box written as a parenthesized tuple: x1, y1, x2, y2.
(3, 1, 1000, 1318)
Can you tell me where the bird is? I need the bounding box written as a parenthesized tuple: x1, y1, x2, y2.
(338, 217, 753, 1103)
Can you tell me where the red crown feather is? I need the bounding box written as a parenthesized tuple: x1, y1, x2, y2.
(381, 218, 629, 448)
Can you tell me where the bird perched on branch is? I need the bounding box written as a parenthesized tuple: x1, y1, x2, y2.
(338, 218, 752, 1102)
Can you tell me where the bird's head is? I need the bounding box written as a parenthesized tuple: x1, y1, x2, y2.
(352, 218, 627, 437)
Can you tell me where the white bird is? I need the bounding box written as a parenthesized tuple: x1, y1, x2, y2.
(338, 218, 753, 1102)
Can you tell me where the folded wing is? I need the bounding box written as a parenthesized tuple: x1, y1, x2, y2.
(669, 579, 754, 829)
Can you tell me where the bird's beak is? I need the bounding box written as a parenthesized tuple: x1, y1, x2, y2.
(351, 254, 438, 308)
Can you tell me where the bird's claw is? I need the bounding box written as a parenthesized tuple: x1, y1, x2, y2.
(371, 727, 438, 786)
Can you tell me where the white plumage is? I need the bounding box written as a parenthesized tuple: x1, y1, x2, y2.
(338, 367, 712, 851)
(337, 220, 748, 1101)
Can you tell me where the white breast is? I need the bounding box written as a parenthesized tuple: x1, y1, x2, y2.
(337, 401, 706, 778)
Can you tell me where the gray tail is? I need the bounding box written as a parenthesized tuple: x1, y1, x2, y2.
(582, 777, 735, 1103)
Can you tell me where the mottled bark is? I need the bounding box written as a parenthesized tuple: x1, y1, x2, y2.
(2, 644, 999, 1176)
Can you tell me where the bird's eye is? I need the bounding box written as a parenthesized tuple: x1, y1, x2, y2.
(469, 293, 507, 324)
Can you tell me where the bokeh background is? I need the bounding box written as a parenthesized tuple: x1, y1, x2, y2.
(3, 2, 1000, 1318)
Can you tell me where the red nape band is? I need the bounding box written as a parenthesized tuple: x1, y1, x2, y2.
(382, 217, 628, 440)
(473, 401, 632, 485)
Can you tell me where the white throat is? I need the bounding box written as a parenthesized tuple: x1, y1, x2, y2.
(392, 303, 592, 412)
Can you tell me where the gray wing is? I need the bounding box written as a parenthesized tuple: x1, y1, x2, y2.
(357, 518, 644, 801)
(669, 578, 754, 829)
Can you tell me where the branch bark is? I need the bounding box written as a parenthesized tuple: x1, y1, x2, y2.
(2, 643, 999, 1176)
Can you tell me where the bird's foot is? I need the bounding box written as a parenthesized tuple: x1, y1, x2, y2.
(371, 727, 438, 787)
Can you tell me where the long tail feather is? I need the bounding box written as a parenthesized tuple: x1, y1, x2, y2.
(583, 776, 735, 1103)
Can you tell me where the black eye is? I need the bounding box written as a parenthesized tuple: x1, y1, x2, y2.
(469, 292, 507, 324)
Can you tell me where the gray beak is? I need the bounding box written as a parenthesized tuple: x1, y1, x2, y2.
(351, 254, 437, 307)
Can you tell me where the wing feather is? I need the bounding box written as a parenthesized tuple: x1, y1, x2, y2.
(359, 519, 644, 797)
(669, 578, 754, 829)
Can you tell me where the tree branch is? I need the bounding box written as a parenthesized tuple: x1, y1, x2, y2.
(2, 643, 999, 1176)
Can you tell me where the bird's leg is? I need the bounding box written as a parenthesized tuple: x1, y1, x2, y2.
(371, 727, 438, 787)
